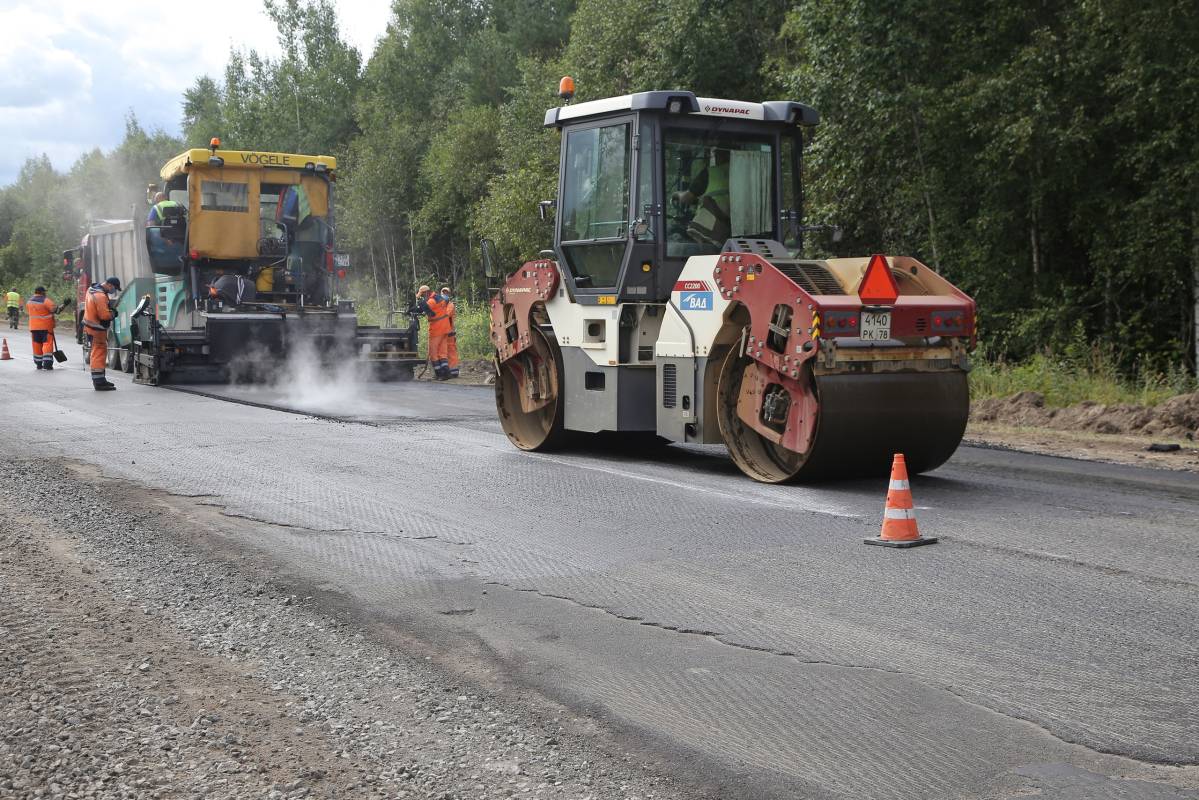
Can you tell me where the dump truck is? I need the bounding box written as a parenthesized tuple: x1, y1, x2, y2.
(63, 219, 156, 370)
(485, 86, 976, 482)
(126, 141, 420, 384)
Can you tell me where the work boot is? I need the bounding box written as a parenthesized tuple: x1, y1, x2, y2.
(35, 362, 43, 370)
(93, 381, 116, 391)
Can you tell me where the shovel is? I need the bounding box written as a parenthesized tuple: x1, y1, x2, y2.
(51, 298, 72, 363)
(50, 332, 68, 363)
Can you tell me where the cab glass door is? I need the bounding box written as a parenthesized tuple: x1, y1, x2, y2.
(558, 120, 631, 289)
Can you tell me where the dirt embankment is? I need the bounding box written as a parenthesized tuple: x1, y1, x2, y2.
(972, 391, 1199, 440)
(968, 391, 1199, 471)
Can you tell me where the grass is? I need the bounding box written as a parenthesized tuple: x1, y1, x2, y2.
(970, 352, 1197, 408)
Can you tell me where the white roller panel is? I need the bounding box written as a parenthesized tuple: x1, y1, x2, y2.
(668, 256, 730, 356)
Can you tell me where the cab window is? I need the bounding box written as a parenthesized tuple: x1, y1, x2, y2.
(781, 134, 802, 251)
(663, 130, 775, 258)
(200, 180, 249, 213)
(559, 122, 630, 288)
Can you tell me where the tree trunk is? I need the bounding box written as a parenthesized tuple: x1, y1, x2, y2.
(407, 218, 418, 288)
(383, 231, 397, 328)
(368, 241, 382, 310)
(1192, 205, 1199, 374)
(1030, 213, 1041, 288)
(909, 107, 940, 271)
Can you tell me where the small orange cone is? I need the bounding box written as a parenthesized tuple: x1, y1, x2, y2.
(863, 454, 937, 548)
(0, 338, 10, 361)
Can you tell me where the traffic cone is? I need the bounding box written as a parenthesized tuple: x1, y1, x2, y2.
(0, 338, 10, 360)
(863, 454, 937, 548)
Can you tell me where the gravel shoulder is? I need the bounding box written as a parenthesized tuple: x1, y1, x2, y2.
(0, 458, 705, 800)
(967, 390, 1199, 472)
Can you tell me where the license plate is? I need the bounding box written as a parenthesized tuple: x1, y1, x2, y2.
(860, 311, 891, 341)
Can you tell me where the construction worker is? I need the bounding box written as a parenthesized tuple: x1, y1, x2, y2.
(5, 287, 20, 330)
(25, 287, 58, 370)
(83, 276, 121, 391)
(440, 286, 460, 379)
(674, 148, 731, 247)
(146, 192, 181, 225)
(208, 271, 256, 307)
(416, 285, 453, 380)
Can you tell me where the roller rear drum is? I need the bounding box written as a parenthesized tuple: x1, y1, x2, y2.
(717, 345, 969, 483)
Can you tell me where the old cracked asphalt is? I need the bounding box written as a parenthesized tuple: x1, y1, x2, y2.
(2, 334, 1198, 800)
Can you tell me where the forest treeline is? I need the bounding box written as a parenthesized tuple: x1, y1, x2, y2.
(1, 0, 1195, 376)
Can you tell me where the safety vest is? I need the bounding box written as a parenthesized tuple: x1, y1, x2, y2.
(425, 295, 453, 337)
(5, 291, 19, 308)
(150, 200, 180, 223)
(83, 285, 113, 331)
(25, 295, 57, 331)
(704, 161, 729, 201)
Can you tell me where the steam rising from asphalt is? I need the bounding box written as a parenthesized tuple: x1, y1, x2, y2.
(226, 335, 389, 418)
(276, 335, 374, 414)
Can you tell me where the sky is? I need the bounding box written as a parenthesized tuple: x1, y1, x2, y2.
(0, 0, 392, 186)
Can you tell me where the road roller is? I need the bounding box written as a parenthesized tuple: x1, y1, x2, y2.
(484, 84, 975, 482)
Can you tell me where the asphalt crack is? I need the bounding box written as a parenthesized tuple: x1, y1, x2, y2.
(483, 580, 1198, 769)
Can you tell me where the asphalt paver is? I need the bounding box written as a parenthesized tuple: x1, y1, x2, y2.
(2, 334, 1197, 799)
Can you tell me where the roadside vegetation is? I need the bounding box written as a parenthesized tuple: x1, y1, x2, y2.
(0, 0, 1195, 397)
(971, 353, 1198, 408)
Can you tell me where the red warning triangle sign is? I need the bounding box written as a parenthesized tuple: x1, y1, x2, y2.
(858, 254, 899, 305)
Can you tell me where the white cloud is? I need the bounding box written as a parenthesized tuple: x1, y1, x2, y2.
(0, 0, 391, 185)
(0, 7, 92, 110)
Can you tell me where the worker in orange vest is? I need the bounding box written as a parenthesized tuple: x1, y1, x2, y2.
(25, 287, 58, 370)
(440, 286, 460, 379)
(416, 285, 453, 380)
(83, 276, 121, 391)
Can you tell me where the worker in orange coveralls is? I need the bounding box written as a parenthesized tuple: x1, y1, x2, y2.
(440, 286, 460, 379)
(83, 276, 121, 391)
(25, 287, 58, 370)
(416, 285, 453, 380)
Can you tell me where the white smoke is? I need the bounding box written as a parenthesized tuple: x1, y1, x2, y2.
(222, 328, 389, 418)
(275, 334, 375, 415)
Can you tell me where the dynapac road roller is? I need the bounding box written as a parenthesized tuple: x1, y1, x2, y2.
(485, 86, 975, 482)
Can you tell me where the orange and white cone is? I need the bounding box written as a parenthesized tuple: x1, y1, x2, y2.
(863, 454, 937, 548)
(0, 338, 10, 360)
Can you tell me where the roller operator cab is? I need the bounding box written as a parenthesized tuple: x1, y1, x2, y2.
(130, 141, 420, 385)
(489, 89, 977, 482)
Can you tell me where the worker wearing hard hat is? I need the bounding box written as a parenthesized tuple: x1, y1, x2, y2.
(83, 276, 121, 391)
(440, 286, 460, 379)
(416, 285, 453, 380)
(6, 287, 21, 330)
(25, 287, 58, 370)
